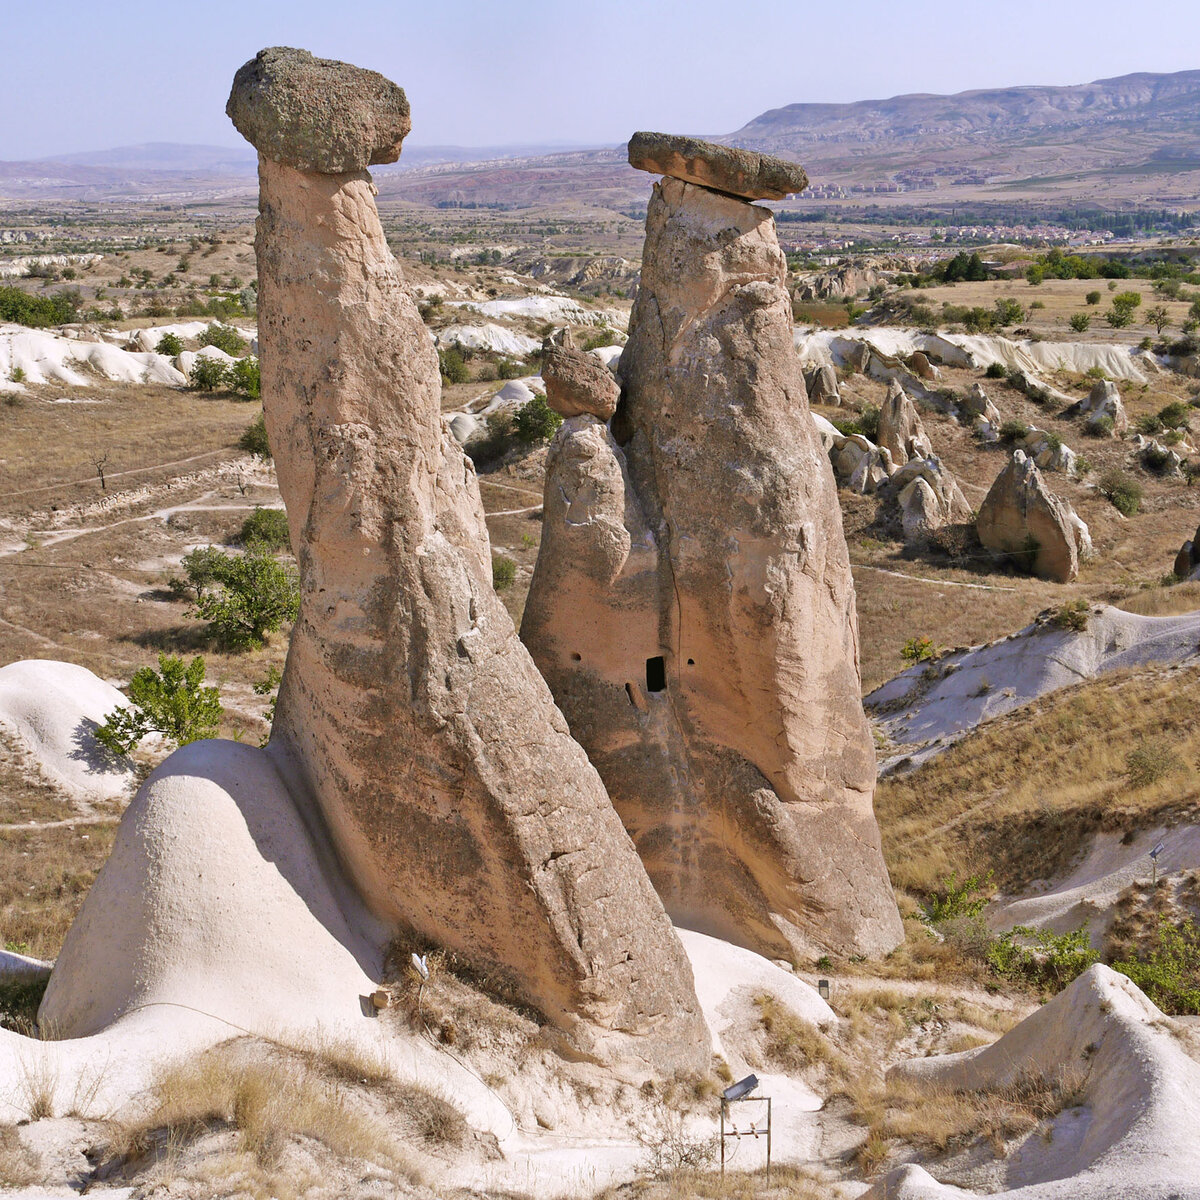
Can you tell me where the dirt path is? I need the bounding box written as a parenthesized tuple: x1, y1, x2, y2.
(0, 447, 234, 502)
(853, 563, 1019, 592)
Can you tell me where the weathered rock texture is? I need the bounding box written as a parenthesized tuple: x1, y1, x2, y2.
(228, 47, 411, 174)
(542, 339, 620, 419)
(1174, 521, 1200, 581)
(877, 379, 933, 466)
(976, 450, 1085, 582)
(232, 50, 706, 1069)
(523, 172, 902, 960)
(804, 362, 840, 406)
(1080, 378, 1129, 435)
(888, 457, 970, 543)
(628, 132, 808, 200)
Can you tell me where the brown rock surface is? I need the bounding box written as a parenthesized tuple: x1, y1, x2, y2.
(233, 50, 706, 1070)
(976, 450, 1081, 582)
(523, 174, 901, 960)
(542, 340, 621, 419)
(877, 379, 933, 466)
(628, 131, 808, 200)
(228, 47, 411, 174)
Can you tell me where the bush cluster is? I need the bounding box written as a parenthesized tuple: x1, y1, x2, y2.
(0, 285, 82, 328)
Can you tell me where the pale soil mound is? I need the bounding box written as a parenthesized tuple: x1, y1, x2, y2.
(868, 605, 1200, 773)
(795, 327, 1150, 384)
(0, 660, 136, 802)
(0, 325, 186, 390)
(865, 965, 1200, 1199)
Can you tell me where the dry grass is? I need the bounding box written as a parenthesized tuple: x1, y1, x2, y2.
(589, 1163, 832, 1200)
(875, 663, 1200, 898)
(0, 1124, 37, 1189)
(851, 1067, 1086, 1174)
(753, 993, 845, 1080)
(0, 821, 118, 959)
(105, 1038, 419, 1178)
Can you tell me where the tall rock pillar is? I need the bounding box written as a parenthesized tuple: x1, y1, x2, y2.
(228, 51, 706, 1069)
(523, 133, 902, 960)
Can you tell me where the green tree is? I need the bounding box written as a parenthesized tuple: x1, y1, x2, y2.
(239, 506, 290, 551)
(94, 654, 223, 756)
(438, 346, 470, 384)
(1069, 312, 1091, 333)
(993, 297, 1024, 327)
(1146, 304, 1172, 335)
(189, 548, 299, 650)
(189, 357, 230, 391)
(1085, 290, 1102, 306)
(167, 545, 229, 602)
(155, 332, 183, 356)
(513, 393, 563, 443)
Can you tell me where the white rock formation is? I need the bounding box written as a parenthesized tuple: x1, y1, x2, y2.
(0, 660, 136, 802)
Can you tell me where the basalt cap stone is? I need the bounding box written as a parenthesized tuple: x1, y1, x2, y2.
(542, 341, 621, 420)
(627, 131, 808, 201)
(227, 46, 411, 173)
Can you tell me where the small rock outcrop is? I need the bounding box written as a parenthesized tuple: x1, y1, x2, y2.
(976, 450, 1087, 582)
(889, 457, 971, 543)
(812, 414, 895, 494)
(1080, 378, 1128, 435)
(523, 140, 902, 961)
(909, 350, 938, 381)
(1174, 521, 1200, 580)
(877, 379, 933, 466)
(541, 339, 620, 419)
(229, 49, 707, 1068)
(804, 361, 840, 406)
(627, 131, 808, 199)
(1022, 428, 1077, 474)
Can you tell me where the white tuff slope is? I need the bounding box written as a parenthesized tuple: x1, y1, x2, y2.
(0, 660, 136, 801)
(868, 606, 1200, 772)
(865, 965, 1200, 1200)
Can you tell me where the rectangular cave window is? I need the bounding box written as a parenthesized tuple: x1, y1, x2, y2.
(645, 655, 666, 693)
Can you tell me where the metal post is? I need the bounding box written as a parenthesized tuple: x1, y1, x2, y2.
(766, 1097, 772, 1182)
(720, 1099, 725, 1178)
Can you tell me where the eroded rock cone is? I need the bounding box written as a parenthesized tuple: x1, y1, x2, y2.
(977, 450, 1084, 582)
(877, 379, 933, 466)
(523, 164, 902, 960)
(230, 48, 706, 1069)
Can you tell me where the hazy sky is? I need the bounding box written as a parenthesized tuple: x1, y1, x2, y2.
(7, 0, 1200, 159)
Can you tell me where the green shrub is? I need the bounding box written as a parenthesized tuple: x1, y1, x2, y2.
(189, 357, 230, 391)
(94, 653, 223, 756)
(1158, 401, 1190, 430)
(1000, 419, 1030, 444)
(1085, 290, 1102, 305)
(155, 331, 183, 356)
(1069, 313, 1091, 333)
(1126, 739, 1182, 787)
(923, 871, 992, 924)
(1098, 469, 1142, 515)
(496, 358, 527, 380)
(492, 555, 517, 590)
(1112, 917, 1200, 1014)
(1136, 413, 1164, 435)
(198, 322, 248, 355)
(987, 926, 1100, 992)
(0, 285, 82, 328)
(239, 507, 290, 551)
(984, 362, 1007, 379)
(438, 346, 470, 384)
(900, 635, 939, 664)
(1084, 415, 1115, 438)
(167, 545, 229, 602)
(228, 356, 260, 399)
(582, 329, 620, 351)
(239, 413, 271, 459)
(1074, 455, 1093, 475)
(188, 548, 299, 650)
(1143, 445, 1174, 474)
(513, 393, 562, 443)
(858, 403, 881, 442)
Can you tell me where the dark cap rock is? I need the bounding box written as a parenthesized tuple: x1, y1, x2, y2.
(542, 341, 621, 420)
(227, 46, 411, 174)
(628, 131, 807, 201)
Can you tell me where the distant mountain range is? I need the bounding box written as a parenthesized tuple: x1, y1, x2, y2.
(3, 71, 1200, 208)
